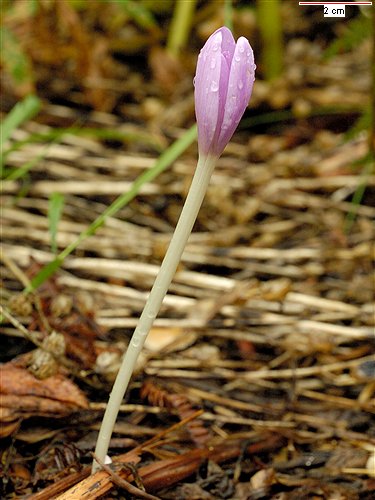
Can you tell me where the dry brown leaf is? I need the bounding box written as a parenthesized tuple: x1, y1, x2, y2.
(0, 363, 88, 437)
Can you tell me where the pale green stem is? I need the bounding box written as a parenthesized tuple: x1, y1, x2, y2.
(92, 153, 218, 472)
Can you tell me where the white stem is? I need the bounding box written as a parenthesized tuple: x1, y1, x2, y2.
(92, 154, 217, 472)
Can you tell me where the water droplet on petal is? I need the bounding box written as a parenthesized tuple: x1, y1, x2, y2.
(222, 117, 231, 130)
(239, 45, 245, 53)
(235, 55, 241, 63)
(238, 80, 244, 90)
(210, 58, 216, 69)
(210, 81, 219, 92)
(212, 43, 219, 52)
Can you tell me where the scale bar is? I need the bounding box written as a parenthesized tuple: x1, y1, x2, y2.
(299, 2, 372, 4)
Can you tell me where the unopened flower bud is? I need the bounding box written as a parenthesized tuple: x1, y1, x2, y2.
(194, 27, 255, 157)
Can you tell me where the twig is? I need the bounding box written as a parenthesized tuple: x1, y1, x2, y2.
(91, 453, 160, 500)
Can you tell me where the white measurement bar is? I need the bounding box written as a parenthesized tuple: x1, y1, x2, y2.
(299, 2, 372, 4)
(299, 1, 372, 17)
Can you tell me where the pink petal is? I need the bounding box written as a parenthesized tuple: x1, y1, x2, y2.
(194, 30, 224, 155)
(217, 37, 255, 152)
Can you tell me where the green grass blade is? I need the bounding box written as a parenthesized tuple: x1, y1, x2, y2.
(256, 0, 283, 81)
(0, 26, 34, 87)
(2, 126, 78, 180)
(26, 124, 197, 292)
(1, 95, 41, 150)
(48, 192, 65, 254)
(2, 126, 163, 175)
(117, 0, 158, 30)
(324, 14, 371, 60)
(167, 0, 197, 57)
(3, 146, 50, 181)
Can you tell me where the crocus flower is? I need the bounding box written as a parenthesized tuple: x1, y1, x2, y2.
(93, 28, 255, 475)
(194, 27, 255, 158)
